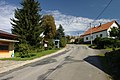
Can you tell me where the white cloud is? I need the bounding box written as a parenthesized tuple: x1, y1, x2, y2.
(0, 1, 17, 33)
(43, 10, 116, 35)
(0, 1, 116, 35)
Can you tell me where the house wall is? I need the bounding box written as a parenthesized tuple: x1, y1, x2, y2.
(0, 42, 14, 58)
(83, 30, 108, 42)
(83, 22, 119, 42)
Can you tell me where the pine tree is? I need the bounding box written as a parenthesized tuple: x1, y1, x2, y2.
(11, 0, 42, 47)
(55, 24, 65, 39)
(55, 24, 66, 47)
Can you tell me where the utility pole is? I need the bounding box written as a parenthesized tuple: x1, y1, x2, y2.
(90, 23, 93, 45)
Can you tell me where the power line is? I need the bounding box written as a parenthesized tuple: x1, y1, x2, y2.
(92, 0, 113, 23)
(83, 0, 113, 32)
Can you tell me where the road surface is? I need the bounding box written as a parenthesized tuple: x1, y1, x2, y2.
(0, 45, 109, 80)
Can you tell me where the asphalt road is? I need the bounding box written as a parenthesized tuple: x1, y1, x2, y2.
(0, 45, 109, 80)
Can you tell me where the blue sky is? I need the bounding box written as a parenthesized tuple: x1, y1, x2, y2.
(6, 0, 120, 19)
(0, 0, 120, 35)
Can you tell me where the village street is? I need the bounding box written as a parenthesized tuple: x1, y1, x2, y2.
(0, 45, 109, 80)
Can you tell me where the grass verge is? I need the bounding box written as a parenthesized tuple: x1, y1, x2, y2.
(0, 49, 61, 61)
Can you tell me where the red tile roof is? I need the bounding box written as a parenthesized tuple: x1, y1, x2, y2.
(82, 21, 117, 36)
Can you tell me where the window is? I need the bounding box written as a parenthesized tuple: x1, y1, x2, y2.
(91, 36, 93, 39)
(0, 44, 9, 50)
(100, 34, 102, 37)
(96, 35, 98, 38)
(86, 37, 88, 40)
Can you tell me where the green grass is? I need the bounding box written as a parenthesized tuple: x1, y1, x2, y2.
(105, 47, 120, 51)
(0, 49, 61, 61)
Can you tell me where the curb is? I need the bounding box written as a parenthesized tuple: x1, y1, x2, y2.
(0, 48, 66, 74)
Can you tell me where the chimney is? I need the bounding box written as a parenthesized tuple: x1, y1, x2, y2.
(99, 22, 102, 27)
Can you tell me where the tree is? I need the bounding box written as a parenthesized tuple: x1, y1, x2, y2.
(66, 35, 71, 43)
(110, 27, 120, 39)
(11, 0, 42, 46)
(11, 0, 42, 57)
(55, 24, 65, 39)
(41, 15, 56, 40)
(41, 15, 56, 49)
(55, 24, 66, 47)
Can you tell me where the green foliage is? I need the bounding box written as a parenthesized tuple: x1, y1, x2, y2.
(18, 43, 30, 58)
(0, 49, 60, 61)
(55, 24, 65, 39)
(11, 0, 42, 49)
(74, 38, 83, 44)
(11, 0, 43, 57)
(105, 49, 120, 80)
(66, 35, 71, 43)
(60, 37, 66, 47)
(110, 27, 120, 39)
(55, 24, 66, 47)
(93, 37, 116, 49)
(41, 15, 56, 40)
(48, 39, 54, 49)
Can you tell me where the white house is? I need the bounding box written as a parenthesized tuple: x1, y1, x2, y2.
(81, 21, 119, 42)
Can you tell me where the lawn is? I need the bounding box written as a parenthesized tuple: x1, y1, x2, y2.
(0, 49, 61, 61)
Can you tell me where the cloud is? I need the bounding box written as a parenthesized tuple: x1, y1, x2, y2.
(0, 1, 17, 33)
(0, 1, 116, 35)
(43, 10, 115, 35)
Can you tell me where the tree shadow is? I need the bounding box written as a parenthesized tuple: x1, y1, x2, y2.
(84, 56, 108, 74)
(84, 50, 120, 80)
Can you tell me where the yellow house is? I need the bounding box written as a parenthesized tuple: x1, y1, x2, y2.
(0, 30, 18, 58)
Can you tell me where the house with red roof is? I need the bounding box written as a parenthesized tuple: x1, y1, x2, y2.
(81, 21, 119, 42)
(0, 30, 18, 58)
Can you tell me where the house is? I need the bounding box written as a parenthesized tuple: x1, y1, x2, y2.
(81, 21, 119, 42)
(0, 30, 18, 58)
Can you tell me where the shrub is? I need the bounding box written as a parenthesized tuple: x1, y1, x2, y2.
(18, 43, 30, 58)
(48, 39, 54, 50)
(93, 37, 116, 49)
(105, 49, 120, 80)
(60, 37, 66, 47)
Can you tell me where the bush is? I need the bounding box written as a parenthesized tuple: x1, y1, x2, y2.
(93, 37, 116, 49)
(105, 49, 120, 80)
(18, 43, 30, 58)
(60, 37, 66, 47)
(48, 39, 54, 50)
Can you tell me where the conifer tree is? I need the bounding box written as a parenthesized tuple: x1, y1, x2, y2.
(11, 0, 42, 48)
(56, 24, 65, 39)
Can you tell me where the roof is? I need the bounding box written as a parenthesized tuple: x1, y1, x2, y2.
(0, 38, 19, 43)
(82, 21, 118, 36)
(0, 30, 17, 39)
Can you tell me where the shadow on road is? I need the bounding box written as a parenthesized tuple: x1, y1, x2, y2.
(84, 56, 107, 73)
(84, 53, 120, 80)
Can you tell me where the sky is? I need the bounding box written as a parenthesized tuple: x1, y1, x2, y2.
(0, 0, 120, 35)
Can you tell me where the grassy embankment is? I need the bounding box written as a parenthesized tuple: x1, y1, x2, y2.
(0, 49, 61, 61)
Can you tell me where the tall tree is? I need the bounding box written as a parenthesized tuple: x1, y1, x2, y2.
(11, 0, 42, 47)
(55, 24, 66, 47)
(41, 15, 56, 40)
(55, 24, 65, 39)
(41, 15, 56, 49)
